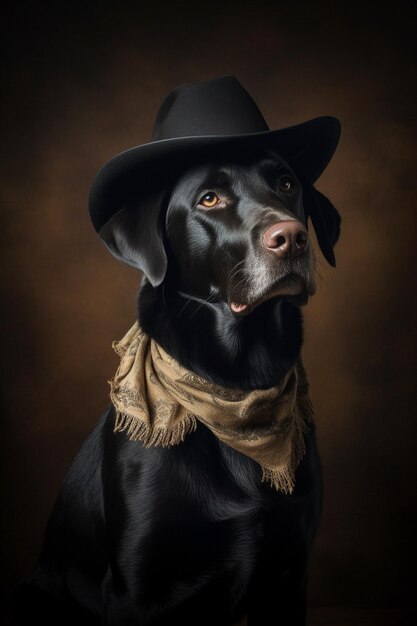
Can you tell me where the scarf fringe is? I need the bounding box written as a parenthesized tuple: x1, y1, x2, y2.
(113, 408, 198, 448)
(261, 386, 314, 494)
(261, 466, 295, 495)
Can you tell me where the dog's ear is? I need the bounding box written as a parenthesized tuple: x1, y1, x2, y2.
(98, 189, 168, 286)
(303, 184, 341, 267)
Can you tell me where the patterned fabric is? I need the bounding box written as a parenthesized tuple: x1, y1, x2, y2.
(109, 321, 314, 494)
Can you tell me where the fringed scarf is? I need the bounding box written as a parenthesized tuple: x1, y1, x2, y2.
(108, 321, 314, 494)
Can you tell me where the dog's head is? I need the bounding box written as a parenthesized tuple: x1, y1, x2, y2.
(99, 148, 340, 316)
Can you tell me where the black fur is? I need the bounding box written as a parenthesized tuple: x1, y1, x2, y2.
(9, 148, 339, 625)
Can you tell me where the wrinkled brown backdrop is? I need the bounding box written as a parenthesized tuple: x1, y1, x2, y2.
(1, 0, 417, 615)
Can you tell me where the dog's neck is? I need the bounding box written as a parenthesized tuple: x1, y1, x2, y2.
(137, 278, 303, 391)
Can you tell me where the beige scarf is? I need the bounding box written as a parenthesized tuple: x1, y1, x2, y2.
(108, 321, 314, 494)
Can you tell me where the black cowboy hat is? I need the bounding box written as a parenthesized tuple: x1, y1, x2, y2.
(89, 75, 341, 284)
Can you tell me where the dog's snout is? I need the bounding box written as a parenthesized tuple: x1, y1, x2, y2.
(262, 221, 309, 258)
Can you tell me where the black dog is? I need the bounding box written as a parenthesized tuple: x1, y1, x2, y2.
(10, 145, 340, 626)
(13, 76, 340, 626)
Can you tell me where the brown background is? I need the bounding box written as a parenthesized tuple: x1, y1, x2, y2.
(1, 0, 417, 618)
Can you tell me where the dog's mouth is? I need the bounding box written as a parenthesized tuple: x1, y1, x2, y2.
(229, 273, 311, 316)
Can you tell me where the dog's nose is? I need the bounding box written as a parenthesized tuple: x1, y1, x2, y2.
(262, 221, 308, 258)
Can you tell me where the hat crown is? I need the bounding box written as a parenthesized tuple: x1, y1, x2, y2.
(151, 75, 269, 141)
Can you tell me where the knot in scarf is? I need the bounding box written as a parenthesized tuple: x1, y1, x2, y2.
(108, 321, 314, 494)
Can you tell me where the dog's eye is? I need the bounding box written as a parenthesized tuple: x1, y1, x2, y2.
(278, 176, 295, 193)
(199, 192, 220, 208)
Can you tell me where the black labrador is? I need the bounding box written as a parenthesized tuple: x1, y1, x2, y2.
(10, 147, 340, 625)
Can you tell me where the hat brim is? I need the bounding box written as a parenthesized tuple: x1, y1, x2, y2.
(89, 116, 341, 232)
